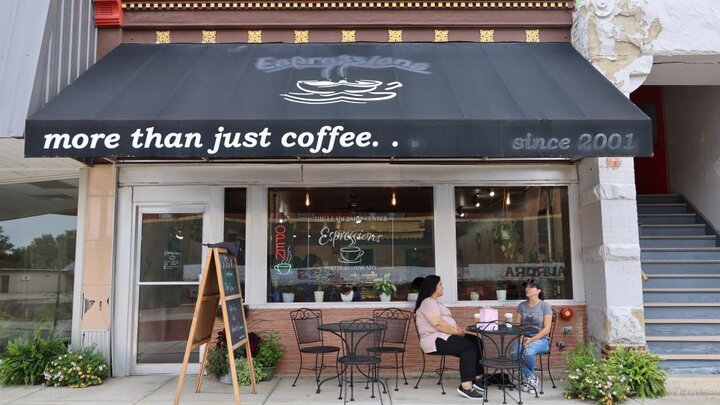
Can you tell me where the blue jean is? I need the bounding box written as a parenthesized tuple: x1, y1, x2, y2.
(510, 338, 549, 379)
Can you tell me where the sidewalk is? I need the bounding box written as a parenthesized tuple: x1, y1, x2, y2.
(0, 375, 718, 405)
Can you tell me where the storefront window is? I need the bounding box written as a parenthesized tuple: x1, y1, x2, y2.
(0, 179, 78, 351)
(224, 189, 246, 296)
(455, 186, 572, 300)
(268, 187, 434, 303)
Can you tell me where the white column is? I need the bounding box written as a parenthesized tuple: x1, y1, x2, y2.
(245, 186, 268, 305)
(578, 157, 645, 346)
(433, 184, 458, 305)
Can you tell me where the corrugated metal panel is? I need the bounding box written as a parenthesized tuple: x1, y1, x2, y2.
(0, 0, 50, 137)
(81, 329, 111, 362)
(30, 0, 97, 121)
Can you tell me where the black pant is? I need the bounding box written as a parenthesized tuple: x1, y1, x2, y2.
(433, 334, 482, 383)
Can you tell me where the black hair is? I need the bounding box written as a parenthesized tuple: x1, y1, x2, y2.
(522, 278, 545, 300)
(410, 276, 425, 292)
(414, 275, 441, 311)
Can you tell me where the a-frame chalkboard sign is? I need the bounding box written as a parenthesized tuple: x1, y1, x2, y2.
(174, 248, 256, 405)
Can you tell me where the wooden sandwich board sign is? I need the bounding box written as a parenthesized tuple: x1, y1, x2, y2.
(174, 247, 256, 405)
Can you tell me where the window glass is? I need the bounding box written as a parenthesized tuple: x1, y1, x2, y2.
(0, 179, 78, 350)
(455, 186, 572, 300)
(268, 187, 434, 303)
(224, 189, 247, 296)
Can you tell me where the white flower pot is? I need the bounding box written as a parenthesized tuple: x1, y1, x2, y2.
(341, 292, 354, 302)
(496, 289, 507, 301)
(282, 292, 295, 302)
(407, 292, 419, 302)
(379, 293, 392, 302)
(314, 291, 325, 302)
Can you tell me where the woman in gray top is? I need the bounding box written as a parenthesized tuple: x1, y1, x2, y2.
(511, 278, 553, 392)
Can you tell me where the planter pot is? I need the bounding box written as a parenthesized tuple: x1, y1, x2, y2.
(262, 366, 275, 381)
(219, 373, 233, 384)
(340, 292, 354, 302)
(496, 289, 507, 301)
(407, 292, 418, 302)
(314, 290, 325, 302)
(282, 292, 295, 302)
(271, 290, 281, 302)
(469, 291, 480, 301)
(379, 293, 392, 302)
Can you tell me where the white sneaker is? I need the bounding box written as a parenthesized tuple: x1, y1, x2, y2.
(526, 375, 539, 392)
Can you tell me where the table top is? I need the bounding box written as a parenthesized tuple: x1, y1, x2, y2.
(318, 322, 387, 333)
(466, 323, 537, 336)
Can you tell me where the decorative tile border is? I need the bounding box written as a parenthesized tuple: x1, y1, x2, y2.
(123, 1, 574, 11)
(341, 30, 356, 42)
(388, 29, 403, 42)
(248, 30, 263, 43)
(201, 30, 217, 43)
(294, 30, 309, 43)
(155, 30, 170, 43)
(525, 28, 540, 42)
(480, 29, 494, 42)
(434, 29, 448, 42)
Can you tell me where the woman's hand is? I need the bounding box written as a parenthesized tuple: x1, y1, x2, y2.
(454, 326, 466, 336)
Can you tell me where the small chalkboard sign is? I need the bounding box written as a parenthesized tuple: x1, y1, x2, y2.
(175, 247, 255, 405)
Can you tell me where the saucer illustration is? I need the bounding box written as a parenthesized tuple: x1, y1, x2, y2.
(282, 79, 403, 105)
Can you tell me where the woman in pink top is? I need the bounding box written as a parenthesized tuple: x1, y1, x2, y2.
(415, 275, 484, 400)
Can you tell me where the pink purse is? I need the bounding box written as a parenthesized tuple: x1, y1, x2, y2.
(475, 308, 498, 331)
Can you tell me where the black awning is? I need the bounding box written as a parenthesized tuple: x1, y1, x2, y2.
(25, 42, 651, 159)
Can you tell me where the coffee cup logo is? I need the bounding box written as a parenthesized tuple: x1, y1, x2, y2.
(338, 245, 364, 264)
(273, 262, 293, 275)
(283, 79, 403, 105)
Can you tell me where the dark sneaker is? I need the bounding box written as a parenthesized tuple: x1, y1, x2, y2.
(457, 385, 484, 400)
(472, 381, 486, 393)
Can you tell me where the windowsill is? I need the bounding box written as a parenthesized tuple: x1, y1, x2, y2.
(248, 298, 584, 309)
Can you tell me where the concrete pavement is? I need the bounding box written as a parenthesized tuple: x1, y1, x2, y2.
(0, 375, 718, 405)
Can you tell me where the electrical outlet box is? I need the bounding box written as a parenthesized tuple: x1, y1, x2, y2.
(563, 326, 573, 334)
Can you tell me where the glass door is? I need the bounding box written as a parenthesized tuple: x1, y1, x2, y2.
(133, 207, 206, 374)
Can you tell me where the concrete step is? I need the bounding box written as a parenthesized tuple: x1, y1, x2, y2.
(645, 319, 720, 336)
(642, 260, 720, 274)
(640, 236, 717, 248)
(637, 194, 682, 204)
(648, 339, 720, 354)
(642, 248, 720, 260)
(643, 288, 720, 303)
(638, 213, 697, 225)
(645, 274, 720, 288)
(659, 355, 720, 374)
(640, 224, 708, 237)
(637, 203, 689, 215)
(645, 302, 720, 319)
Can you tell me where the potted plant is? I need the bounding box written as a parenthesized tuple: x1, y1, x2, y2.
(407, 286, 420, 302)
(255, 331, 284, 380)
(373, 274, 397, 302)
(280, 286, 295, 303)
(495, 280, 507, 301)
(314, 271, 327, 302)
(493, 221, 519, 260)
(340, 285, 354, 302)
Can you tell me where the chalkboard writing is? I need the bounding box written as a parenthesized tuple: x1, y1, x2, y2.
(225, 298, 247, 347)
(220, 252, 240, 296)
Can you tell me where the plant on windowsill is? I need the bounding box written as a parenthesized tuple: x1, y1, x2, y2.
(495, 280, 507, 301)
(373, 273, 397, 302)
(314, 271, 328, 302)
(279, 286, 296, 303)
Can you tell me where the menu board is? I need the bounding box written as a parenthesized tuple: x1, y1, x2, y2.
(174, 247, 255, 405)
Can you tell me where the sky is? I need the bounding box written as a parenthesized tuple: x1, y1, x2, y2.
(0, 214, 77, 248)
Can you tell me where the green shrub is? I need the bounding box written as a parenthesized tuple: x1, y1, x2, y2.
(0, 331, 68, 385)
(606, 346, 667, 399)
(44, 348, 110, 388)
(564, 343, 667, 405)
(234, 357, 266, 386)
(255, 332, 284, 368)
(206, 347, 229, 379)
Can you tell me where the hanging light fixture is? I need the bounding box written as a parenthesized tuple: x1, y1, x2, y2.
(305, 191, 310, 207)
(391, 191, 397, 206)
(505, 190, 511, 206)
(475, 194, 481, 208)
(489, 189, 496, 197)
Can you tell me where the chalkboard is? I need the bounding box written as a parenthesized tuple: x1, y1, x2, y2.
(219, 252, 240, 297)
(175, 247, 255, 405)
(225, 298, 246, 348)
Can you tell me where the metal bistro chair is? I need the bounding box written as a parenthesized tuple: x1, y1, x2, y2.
(337, 318, 388, 405)
(289, 308, 341, 387)
(412, 312, 456, 395)
(369, 308, 412, 392)
(476, 320, 527, 405)
(534, 310, 558, 394)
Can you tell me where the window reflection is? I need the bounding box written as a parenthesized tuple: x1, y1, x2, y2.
(224, 189, 246, 296)
(268, 187, 435, 303)
(0, 179, 78, 350)
(455, 187, 572, 300)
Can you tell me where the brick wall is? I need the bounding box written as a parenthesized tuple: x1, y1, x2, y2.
(216, 304, 586, 376)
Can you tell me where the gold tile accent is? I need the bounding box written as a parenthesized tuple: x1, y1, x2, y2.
(480, 29, 494, 42)
(295, 30, 309, 43)
(155, 31, 170, 44)
(248, 30, 262, 43)
(341, 30, 356, 42)
(122, 1, 574, 11)
(525, 29, 540, 42)
(434, 29, 448, 42)
(388, 29, 403, 42)
(201, 30, 217, 43)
